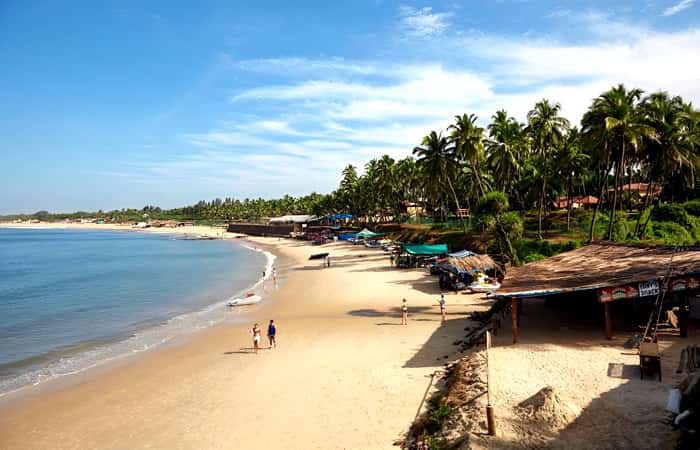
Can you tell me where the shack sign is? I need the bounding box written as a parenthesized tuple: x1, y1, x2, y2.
(639, 280, 660, 297)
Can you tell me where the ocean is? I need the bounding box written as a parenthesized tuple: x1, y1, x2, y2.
(0, 227, 271, 395)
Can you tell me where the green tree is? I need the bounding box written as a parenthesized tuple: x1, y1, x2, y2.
(526, 99, 570, 239)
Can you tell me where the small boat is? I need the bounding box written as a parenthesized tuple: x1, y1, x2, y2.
(468, 272, 500, 293)
(227, 292, 262, 306)
(468, 281, 501, 293)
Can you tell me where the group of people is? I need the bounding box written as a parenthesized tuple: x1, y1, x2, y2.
(250, 320, 276, 353)
(400, 294, 447, 325)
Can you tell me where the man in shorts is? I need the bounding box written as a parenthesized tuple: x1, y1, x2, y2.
(267, 319, 277, 349)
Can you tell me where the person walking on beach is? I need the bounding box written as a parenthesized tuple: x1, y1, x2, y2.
(272, 267, 277, 283)
(250, 323, 262, 354)
(401, 298, 408, 325)
(439, 294, 446, 322)
(267, 319, 277, 349)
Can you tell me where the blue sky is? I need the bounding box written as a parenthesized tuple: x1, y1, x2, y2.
(1, 0, 699, 214)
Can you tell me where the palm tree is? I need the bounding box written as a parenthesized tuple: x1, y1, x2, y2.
(486, 110, 526, 199)
(554, 127, 589, 230)
(449, 113, 487, 198)
(636, 93, 698, 237)
(413, 131, 461, 223)
(526, 99, 570, 239)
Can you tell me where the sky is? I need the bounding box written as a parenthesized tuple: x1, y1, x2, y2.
(1, 0, 700, 214)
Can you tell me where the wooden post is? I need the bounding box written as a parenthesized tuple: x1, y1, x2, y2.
(485, 331, 497, 436)
(486, 405, 496, 436)
(680, 292, 689, 338)
(604, 301, 612, 340)
(512, 297, 519, 344)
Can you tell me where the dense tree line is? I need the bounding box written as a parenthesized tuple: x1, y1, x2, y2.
(7, 84, 699, 250)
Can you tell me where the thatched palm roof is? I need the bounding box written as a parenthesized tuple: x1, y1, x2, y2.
(495, 242, 700, 298)
(446, 254, 496, 272)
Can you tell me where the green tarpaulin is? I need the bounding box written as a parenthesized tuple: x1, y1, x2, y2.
(356, 229, 386, 238)
(402, 243, 448, 255)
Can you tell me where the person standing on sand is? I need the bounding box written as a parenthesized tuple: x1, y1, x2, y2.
(439, 294, 446, 322)
(401, 298, 408, 325)
(272, 267, 277, 283)
(267, 320, 277, 349)
(250, 323, 262, 354)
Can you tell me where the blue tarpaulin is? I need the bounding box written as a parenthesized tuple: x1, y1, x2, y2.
(329, 213, 353, 220)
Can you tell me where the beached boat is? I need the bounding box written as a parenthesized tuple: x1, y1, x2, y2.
(468, 281, 500, 293)
(468, 272, 500, 293)
(227, 293, 262, 306)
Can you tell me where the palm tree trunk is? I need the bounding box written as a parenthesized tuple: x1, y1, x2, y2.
(633, 177, 654, 238)
(566, 171, 573, 231)
(473, 161, 486, 198)
(537, 152, 548, 240)
(607, 140, 625, 240)
(445, 175, 468, 233)
(589, 159, 611, 242)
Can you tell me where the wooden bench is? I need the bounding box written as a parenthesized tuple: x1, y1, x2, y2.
(639, 342, 662, 381)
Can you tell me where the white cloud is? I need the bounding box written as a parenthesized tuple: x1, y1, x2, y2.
(398, 6, 452, 37)
(146, 13, 700, 199)
(663, 0, 695, 16)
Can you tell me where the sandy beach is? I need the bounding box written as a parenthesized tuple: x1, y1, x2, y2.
(0, 224, 686, 449)
(0, 230, 477, 449)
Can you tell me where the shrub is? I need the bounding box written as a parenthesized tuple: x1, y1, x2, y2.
(682, 200, 700, 217)
(649, 221, 693, 245)
(652, 203, 690, 226)
(428, 404, 452, 430)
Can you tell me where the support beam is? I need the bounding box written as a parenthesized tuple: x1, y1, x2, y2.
(512, 297, 519, 344)
(680, 292, 689, 338)
(604, 301, 612, 340)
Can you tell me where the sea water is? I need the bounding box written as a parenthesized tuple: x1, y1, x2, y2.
(0, 228, 271, 395)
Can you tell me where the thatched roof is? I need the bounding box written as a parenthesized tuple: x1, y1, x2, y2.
(447, 254, 496, 272)
(495, 242, 700, 298)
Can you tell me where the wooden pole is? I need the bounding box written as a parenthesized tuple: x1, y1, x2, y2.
(604, 301, 612, 340)
(485, 330, 497, 436)
(511, 297, 519, 344)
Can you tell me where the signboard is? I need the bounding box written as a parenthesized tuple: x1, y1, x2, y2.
(599, 285, 639, 303)
(669, 276, 700, 292)
(639, 280, 660, 297)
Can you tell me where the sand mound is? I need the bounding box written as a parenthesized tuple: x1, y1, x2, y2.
(515, 386, 578, 430)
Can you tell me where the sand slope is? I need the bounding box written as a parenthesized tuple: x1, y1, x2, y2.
(0, 238, 479, 449)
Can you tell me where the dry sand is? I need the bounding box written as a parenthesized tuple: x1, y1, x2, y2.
(0, 223, 683, 449)
(0, 231, 478, 449)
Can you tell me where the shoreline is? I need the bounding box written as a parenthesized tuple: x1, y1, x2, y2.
(0, 235, 475, 449)
(0, 225, 279, 403)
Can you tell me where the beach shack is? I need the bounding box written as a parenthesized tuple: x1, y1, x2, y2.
(268, 215, 317, 233)
(493, 242, 700, 344)
(436, 251, 497, 290)
(397, 243, 448, 268)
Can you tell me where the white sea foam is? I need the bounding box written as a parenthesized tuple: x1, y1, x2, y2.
(0, 241, 278, 398)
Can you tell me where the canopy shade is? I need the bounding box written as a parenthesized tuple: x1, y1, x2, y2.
(403, 243, 448, 256)
(356, 228, 386, 238)
(329, 213, 353, 220)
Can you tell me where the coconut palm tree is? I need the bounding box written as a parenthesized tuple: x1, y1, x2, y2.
(636, 93, 699, 237)
(486, 110, 526, 199)
(554, 127, 589, 230)
(526, 99, 570, 239)
(585, 85, 655, 240)
(413, 131, 462, 223)
(449, 113, 488, 198)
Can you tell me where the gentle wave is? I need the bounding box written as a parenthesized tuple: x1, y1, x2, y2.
(0, 240, 277, 398)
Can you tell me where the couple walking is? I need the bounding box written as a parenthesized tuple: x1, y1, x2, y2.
(250, 320, 277, 354)
(400, 294, 447, 325)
